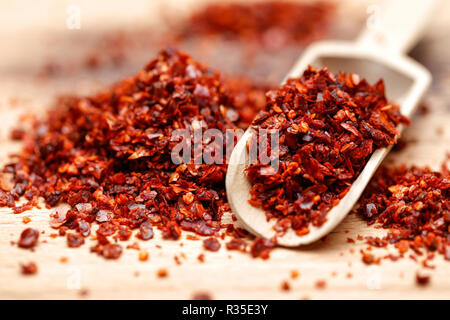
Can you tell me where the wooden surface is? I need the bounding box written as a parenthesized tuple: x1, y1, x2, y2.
(0, 0, 449, 299)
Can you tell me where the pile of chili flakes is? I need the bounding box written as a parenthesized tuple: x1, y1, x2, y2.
(178, 1, 334, 49)
(356, 160, 450, 265)
(0, 48, 273, 260)
(247, 66, 409, 236)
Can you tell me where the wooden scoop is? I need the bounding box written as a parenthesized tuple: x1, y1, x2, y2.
(226, 0, 436, 246)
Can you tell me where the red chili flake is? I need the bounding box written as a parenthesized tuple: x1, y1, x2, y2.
(18, 228, 39, 249)
(11, 128, 26, 140)
(100, 244, 123, 260)
(197, 253, 205, 263)
(192, 292, 212, 300)
(20, 262, 38, 275)
(416, 272, 431, 286)
(67, 233, 85, 248)
(126, 242, 140, 250)
(22, 216, 31, 224)
(138, 221, 154, 241)
(59, 257, 68, 263)
(225, 238, 247, 251)
(203, 237, 221, 252)
(356, 159, 449, 263)
(250, 237, 275, 259)
(179, 1, 335, 49)
(162, 221, 181, 240)
(346, 237, 355, 244)
(118, 226, 132, 241)
(291, 270, 300, 279)
(79, 289, 89, 297)
(186, 234, 200, 241)
(281, 281, 291, 291)
(361, 250, 380, 265)
(247, 66, 409, 236)
(417, 103, 430, 115)
(157, 268, 168, 278)
(139, 250, 149, 262)
(315, 280, 327, 289)
(0, 190, 15, 207)
(78, 220, 91, 237)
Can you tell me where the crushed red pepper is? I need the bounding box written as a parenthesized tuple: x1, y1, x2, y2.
(315, 279, 327, 289)
(192, 291, 213, 300)
(1, 48, 275, 260)
(203, 237, 221, 252)
(247, 66, 409, 236)
(356, 160, 450, 263)
(280, 280, 291, 291)
(157, 268, 168, 278)
(20, 262, 38, 275)
(416, 272, 431, 286)
(179, 1, 334, 49)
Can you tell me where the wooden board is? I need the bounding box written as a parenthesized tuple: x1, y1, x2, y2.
(0, 0, 449, 299)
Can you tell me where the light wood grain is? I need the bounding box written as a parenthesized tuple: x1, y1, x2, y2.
(0, 0, 449, 299)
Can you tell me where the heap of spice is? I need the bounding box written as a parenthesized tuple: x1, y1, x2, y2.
(179, 1, 334, 49)
(0, 48, 271, 259)
(247, 66, 409, 236)
(356, 161, 450, 263)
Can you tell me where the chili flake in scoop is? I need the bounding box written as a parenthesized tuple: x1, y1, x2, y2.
(247, 66, 409, 236)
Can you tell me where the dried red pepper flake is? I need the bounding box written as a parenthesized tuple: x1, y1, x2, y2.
(138, 221, 154, 241)
(100, 244, 123, 260)
(118, 226, 132, 241)
(250, 237, 275, 259)
(192, 292, 213, 300)
(79, 289, 89, 297)
(197, 253, 205, 263)
(0, 189, 15, 207)
(18, 228, 39, 249)
(22, 216, 31, 224)
(139, 250, 149, 262)
(20, 262, 38, 275)
(315, 279, 327, 289)
(179, 1, 334, 49)
(225, 238, 247, 251)
(247, 66, 409, 236)
(67, 233, 85, 248)
(416, 272, 431, 286)
(157, 268, 168, 278)
(203, 237, 221, 252)
(162, 221, 181, 240)
(361, 250, 380, 265)
(280, 281, 291, 291)
(356, 159, 449, 264)
(10, 128, 26, 140)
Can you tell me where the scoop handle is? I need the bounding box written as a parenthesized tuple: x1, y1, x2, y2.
(357, 0, 438, 54)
